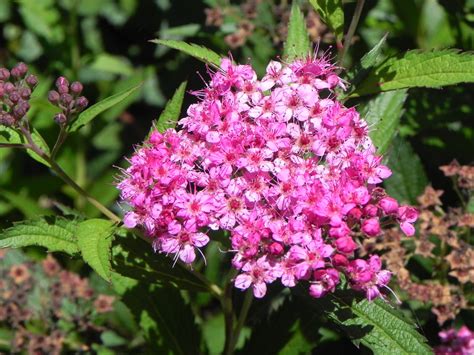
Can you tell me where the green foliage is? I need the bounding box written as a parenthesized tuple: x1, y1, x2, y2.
(0, 126, 50, 167)
(151, 39, 222, 67)
(362, 89, 408, 154)
(112, 275, 203, 354)
(155, 81, 187, 133)
(353, 50, 474, 96)
(283, 2, 311, 61)
(0, 217, 79, 254)
(384, 137, 428, 204)
(314, 292, 432, 354)
(76, 219, 116, 282)
(68, 85, 142, 132)
(309, 0, 344, 41)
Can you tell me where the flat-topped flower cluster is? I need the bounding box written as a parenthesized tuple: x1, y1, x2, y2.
(118, 55, 418, 300)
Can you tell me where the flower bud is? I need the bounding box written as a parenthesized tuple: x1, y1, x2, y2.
(361, 218, 381, 237)
(19, 87, 31, 99)
(9, 91, 20, 104)
(333, 254, 349, 268)
(11, 62, 28, 78)
(55, 76, 69, 88)
(4, 82, 15, 94)
(335, 236, 357, 253)
(54, 113, 67, 125)
(75, 96, 88, 111)
(48, 90, 60, 104)
(363, 204, 378, 217)
(0, 68, 10, 81)
(12, 100, 30, 118)
(268, 242, 284, 255)
(58, 84, 69, 94)
(379, 197, 398, 214)
(0, 83, 4, 97)
(0, 112, 15, 126)
(70, 81, 83, 95)
(25, 74, 38, 88)
(60, 93, 73, 105)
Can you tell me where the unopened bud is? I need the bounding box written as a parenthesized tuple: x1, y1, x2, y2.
(0, 112, 16, 126)
(58, 84, 69, 94)
(25, 74, 38, 88)
(0, 68, 10, 81)
(48, 90, 60, 104)
(11, 62, 28, 78)
(60, 93, 73, 105)
(19, 87, 31, 99)
(12, 100, 30, 118)
(70, 81, 83, 95)
(54, 113, 67, 125)
(4, 82, 15, 94)
(0, 83, 4, 97)
(9, 91, 20, 104)
(75, 96, 88, 111)
(55, 76, 69, 88)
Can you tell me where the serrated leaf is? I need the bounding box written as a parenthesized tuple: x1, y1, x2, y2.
(155, 81, 187, 133)
(112, 231, 217, 294)
(315, 291, 432, 355)
(0, 216, 79, 254)
(112, 274, 202, 354)
(352, 50, 474, 97)
(384, 137, 428, 204)
(309, 0, 344, 41)
(68, 84, 141, 132)
(76, 219, 116, 281)
(283, 2, 311, 61)
(151, 39, 222, 67)
(362, 89, 407, 154)
(0, 189, 51, 218)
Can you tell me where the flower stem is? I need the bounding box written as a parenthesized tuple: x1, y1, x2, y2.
(338, 0, 365, 66)
(222, 269, 238, 355)
(51, 124, 68, 159)
(228, 288, 253, 354)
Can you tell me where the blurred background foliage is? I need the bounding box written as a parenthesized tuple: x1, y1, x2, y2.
(0, 0, 473, 353)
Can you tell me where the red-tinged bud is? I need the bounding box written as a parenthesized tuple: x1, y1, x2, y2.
(335, 236, 357, 254)
(19, 87, 31, 99)
(58, 84, 69, 94)
(4, 82, 15, 93)
(333, 254, 349, 268)
(75, 96, 88, 111)
(268, 242, 284, 255)
(25, 74, 38, 88)
(48, 90, 60, 104)
(363, 204, 378, 217)
(11, 62, 28, 78)
(60, 93, 73, 105)
(70, 81, 83, 95)
(55, 76, 69, 88)
(348, 207, 362, 220)
(0, 83, 4, 97)
(54, 113, 67, 125)
(9, 91, 20, 104)
(0, 112, 15, 126)
(12, 100, 30, 118)
(379, 197, 399, 214)
(361, 218, 381, 237)
(0, 68, 10, 81)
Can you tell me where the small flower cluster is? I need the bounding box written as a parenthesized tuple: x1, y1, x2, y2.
(48, 76, 88, 125)
(435, 326, 474, 355)
(0, 62, 37, 127)
(118, 56, 418, 300)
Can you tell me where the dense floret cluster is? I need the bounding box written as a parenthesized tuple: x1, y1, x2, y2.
(118, 56, 418, 300)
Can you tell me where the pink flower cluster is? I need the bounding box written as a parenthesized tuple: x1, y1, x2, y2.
(118, 55, 418, 300)
(435, 326, 474, 355)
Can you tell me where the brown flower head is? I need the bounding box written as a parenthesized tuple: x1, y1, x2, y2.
(94, 294, 115, 314)
(9, 264, 30, 284)
(417, 186, 443, 208)
(439, 160, 461, 177)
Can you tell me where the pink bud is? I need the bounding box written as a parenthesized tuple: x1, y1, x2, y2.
(379, 197, 398, 214)
(362, 218, 381, 237)
(335, 236, 357, 254)
(363, 204, 378, 217)
(268, 242, 284, 255)
(333, 254, 348, 268)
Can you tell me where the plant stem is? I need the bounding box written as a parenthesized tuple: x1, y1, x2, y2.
(19, 124, 121, 223)
(222, 269, 238, 355)
(339, 0, 365, 66)
(228, 289, 253, 354)
(51, 124, 68, 159)
(0, 143, 27, 149)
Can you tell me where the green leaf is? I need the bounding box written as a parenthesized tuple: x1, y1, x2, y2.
(76, 219, 116, 281)
(0, 188, 51, 218)
(362, 89, 408, 154)
(283, 2, 311, 61)
(384, 137, 428, 205)
(89, 54, 134, 76)
(0, 126, 51, 167)
(155, 81, 187, 133)
(352, 50, 474, 97)
(112, 231, 217, 294)
(112, 274, 203, 354)
(316, 291, 432, 355)
(309, 0, 344, 41)
(0, 216, 79, 254)
(68, 84, 141, 132)
(151, 39, 222, 67)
